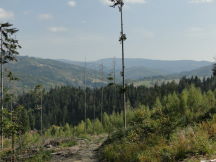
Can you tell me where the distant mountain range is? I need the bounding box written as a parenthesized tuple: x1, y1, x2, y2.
(59, 58, 213, 80)
(3, 56, 214, 91)
(167, 65, 213, 79)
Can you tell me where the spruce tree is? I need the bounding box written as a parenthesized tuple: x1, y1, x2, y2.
(0, 22, 21, 149)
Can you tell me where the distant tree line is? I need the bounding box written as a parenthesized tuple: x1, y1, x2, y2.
(15, 75, 216, 130)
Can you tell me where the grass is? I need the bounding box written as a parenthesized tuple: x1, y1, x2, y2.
(59, 140, 77, 148)
(24, 149, 52, 162)
(100, 107, 216, 162)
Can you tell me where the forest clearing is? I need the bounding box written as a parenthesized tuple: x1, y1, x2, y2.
(1, 0, 216, 161)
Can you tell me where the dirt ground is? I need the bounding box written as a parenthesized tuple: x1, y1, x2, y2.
(50, 134, 107, 162)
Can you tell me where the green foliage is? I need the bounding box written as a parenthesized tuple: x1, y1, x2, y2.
(3, 73, 216, 161)
(75, 120, 85, 135)
(24, 150, 52, 162)
(93, 119, 104, 134)
(17, 75, 216, 131)
(45, 125, 60, 137)
(0, 106, 29, 138)
(101, 85, 216, 162)
(59, 140, 76, 148)
(0, 22, 21, 64)
(3, 84, 216, 162)
(23, 132, 41, 147)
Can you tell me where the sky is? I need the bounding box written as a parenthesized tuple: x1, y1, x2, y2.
(0, 0, 216, 61)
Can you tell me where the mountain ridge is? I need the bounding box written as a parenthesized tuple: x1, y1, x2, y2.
(3, 56, 213, 91)
(59, 57, 213, 79)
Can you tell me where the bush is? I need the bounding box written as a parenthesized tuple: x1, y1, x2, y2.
(101, 86, 216, 162)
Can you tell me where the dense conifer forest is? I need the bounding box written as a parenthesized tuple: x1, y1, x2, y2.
(16, 76, 216, 130)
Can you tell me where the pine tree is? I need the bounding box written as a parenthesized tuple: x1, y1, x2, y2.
(0, 22, 21, 149)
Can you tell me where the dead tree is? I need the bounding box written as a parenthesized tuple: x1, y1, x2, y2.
(99, 63, 104, 124)
(109, 0, 127, 129)
(84, 58, 87, 133)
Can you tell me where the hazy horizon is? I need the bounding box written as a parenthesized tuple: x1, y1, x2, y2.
(20, 55, 214, 62)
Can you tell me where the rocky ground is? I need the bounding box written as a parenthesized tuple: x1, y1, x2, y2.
(49, 134, 107, 162)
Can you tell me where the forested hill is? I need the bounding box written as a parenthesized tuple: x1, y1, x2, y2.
(4, 56, 213, 92)
(140, 65, 213, 81)
(4, 56, 102, 91)
(60, 58, 212, 79)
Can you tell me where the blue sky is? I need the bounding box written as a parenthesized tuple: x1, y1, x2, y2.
(0, 0, 216, 61)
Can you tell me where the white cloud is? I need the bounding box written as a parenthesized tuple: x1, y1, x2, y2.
(125, 0, 146, 3)
(0, 8, 14, 19)
(38, 14, 53, 20)
(68, 1, 76, 7)
(100, 0, 112, 5)
(184, 27, 211, 38)
(101, 0, 146, 5)
(189, 0, 214, 3)
(189, 27, 204, 32)
(49, 27, 68, 32)
(23, 10, 32, 15)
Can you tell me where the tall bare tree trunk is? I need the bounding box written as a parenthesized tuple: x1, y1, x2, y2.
(93, 73, 96, 134)
(40, 93, 43, 135)
(113, 57, 116, 113)
(100, 64, 104, 124)
(93, 87, 96, 134)
(120, 3, 127, 129)
(0, 30, 4, 149)
(84, 58, 87, 133)
(11, 101, 15, 162)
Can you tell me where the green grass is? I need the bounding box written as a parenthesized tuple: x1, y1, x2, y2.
(24, 150, 52, 162)
(59, 140, 77, 147)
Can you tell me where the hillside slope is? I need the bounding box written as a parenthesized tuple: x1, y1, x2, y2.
(168, 65, 213, 78)
(5, 56, 101, 91)
(60, 58, 212, 79)
(3, 56, 213, 91)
